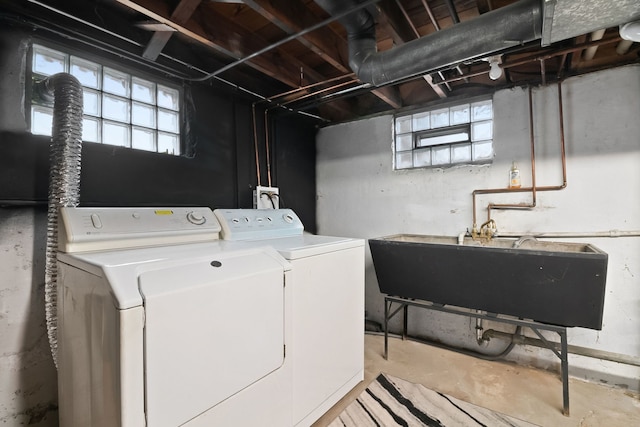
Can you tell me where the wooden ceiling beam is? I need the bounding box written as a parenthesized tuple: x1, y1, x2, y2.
(142, 0, 202, 60)
(377, 0, 448, 99)
(378, 0, 418, 45)
(243, 0, 402, 109)
(242, 0, 349, 73)
(117, 0, 316, 87)
(475, 0, 493, 14)
(116, 0, 355, 118)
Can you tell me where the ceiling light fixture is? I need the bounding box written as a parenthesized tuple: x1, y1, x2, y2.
(484, 55, 503, 80)
(619, 20, 640, 42)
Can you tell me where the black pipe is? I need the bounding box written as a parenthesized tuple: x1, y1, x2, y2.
(444, 0, 461, 24)
(314, 0, 542, 86)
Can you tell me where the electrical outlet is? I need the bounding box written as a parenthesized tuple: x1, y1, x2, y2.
(253, 186, 279, 209)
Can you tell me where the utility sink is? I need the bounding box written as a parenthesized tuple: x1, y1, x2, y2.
(369, 234, 608, 329)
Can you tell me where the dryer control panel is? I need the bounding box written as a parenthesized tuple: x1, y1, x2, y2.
(214, 208, 304, 240)
(59, 207, 220, 253)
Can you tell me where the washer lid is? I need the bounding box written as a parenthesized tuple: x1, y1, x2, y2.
(140, 248, 286, 427)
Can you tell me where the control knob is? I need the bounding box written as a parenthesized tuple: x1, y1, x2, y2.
(186, 211, 207, 225)
(283, 213, 295, 224)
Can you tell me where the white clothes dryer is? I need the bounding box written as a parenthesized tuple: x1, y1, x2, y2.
(56, 207, 293, 427)
(214, 208, 365, 427)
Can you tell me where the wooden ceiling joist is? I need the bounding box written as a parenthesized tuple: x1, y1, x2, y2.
(243, 0, 402, 109)
(142, 0, 202, 60)
(116, 0, 358, 119)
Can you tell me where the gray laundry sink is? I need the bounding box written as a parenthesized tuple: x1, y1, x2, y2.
(368, 234, 608, 329)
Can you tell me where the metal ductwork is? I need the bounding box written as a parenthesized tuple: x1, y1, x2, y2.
(314, 0, 543, 86)
(38, 73, 84, 368)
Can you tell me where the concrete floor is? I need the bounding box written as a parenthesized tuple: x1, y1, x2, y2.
(313, 334, 640, 427)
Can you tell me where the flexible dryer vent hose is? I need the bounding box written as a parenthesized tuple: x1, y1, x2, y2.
(40, 73, 83, 368)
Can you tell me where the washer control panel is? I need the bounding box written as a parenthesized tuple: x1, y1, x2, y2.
(59, 207, 221, 253)
(214, 209, 304, 240)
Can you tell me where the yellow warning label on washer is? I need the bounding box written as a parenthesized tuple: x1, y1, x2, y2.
(154, 210, 174, 215)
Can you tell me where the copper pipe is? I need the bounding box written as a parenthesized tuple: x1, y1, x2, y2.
(264, 108, 272, 187)
(264, 72, 356, 103)
(252, 103, 262, 186)
(486, 86, 537, 221)
(502, 37, 619, 70)
(254, 74, 357, 187)
(437, 37, 619, 86)
(472, 82, 567, 226)
(276, 79, 359, 106)
(556, 53, 568, 79)
(261, 77, 360, 188)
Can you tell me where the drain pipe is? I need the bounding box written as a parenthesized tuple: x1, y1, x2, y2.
(38, 73, 84, 368)
(458, 233, 487, 344)
(484, 329, 640, 367)
(314, 0, 542, 86)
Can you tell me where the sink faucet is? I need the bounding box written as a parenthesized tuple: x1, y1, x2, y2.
(512, 235, 538, 248)
(472, 219, 497, 241)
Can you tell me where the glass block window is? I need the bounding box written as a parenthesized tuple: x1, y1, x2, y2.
(29, 44, 181, 155)
(394, 99, 493, 170)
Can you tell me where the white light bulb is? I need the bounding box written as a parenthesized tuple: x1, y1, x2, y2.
(620, 21, 640, 42)
(489, 61, 502, 80)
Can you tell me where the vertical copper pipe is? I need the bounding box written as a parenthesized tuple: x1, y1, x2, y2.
(264, 108, 272, 187)
(556, 53, 567, 79)
(472, 82, 567, 227)
(486, 86, 537, 220)
(252, 103, 262, 186)
(265, 73, 356, 103)
(557, 81, 567, 187)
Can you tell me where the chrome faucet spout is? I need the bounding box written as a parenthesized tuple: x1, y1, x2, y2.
(513, 235, 538, 248)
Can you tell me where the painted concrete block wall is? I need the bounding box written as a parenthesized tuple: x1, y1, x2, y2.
(0, 208, 58, 425)
(316, 65, 640, 390)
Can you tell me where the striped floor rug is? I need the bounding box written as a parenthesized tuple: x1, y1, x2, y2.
(328, 374, 539, 427)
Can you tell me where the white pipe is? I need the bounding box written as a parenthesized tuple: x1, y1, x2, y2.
(457, 232, 466, 245)
(583, 29, 606, 60)
(616, 39, 634, 55)
(496, 230, 640, 238)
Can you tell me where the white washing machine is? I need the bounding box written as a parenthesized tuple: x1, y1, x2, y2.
(214, 209, 365, 427)
(56, 207, 293, 427)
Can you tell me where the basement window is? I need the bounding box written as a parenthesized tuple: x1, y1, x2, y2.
(29, 44, 181, 155)
(394, 99, 493, 170)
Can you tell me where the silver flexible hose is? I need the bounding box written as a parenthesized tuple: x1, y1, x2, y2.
(40, 73, 83, 368)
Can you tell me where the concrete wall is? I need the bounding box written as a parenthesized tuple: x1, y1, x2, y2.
(317, 65, 640, 390)
(1, 207, 57, 425)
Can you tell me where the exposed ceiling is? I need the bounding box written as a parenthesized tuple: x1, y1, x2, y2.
(2, 0, 640, 122)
